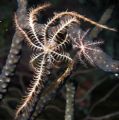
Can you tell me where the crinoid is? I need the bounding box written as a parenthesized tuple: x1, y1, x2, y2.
(73, 29, 103, 66)
(14, 3, 116, 119)
(15, 3, 77, 118)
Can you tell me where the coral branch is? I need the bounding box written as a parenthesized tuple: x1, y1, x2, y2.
(89, 6, 114, 39)
(65, 82, 75, 120)
(0, 0, 28, 100)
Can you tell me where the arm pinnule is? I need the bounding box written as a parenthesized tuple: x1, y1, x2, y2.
(28, 3, 51, 23)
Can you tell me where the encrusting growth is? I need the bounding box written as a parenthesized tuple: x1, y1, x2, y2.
(14, 3, 116, 119)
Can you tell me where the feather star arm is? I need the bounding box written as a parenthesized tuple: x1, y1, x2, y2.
(15, 14, 42, 50)
(16, 54, 46, 118)
(28, 3, 51, 47)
